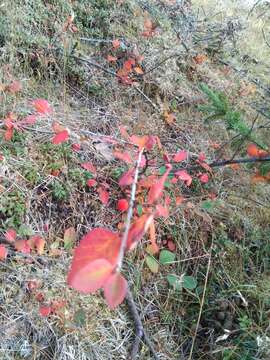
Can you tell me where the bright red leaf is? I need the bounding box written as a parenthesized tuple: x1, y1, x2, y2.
(81, 162, 97, 174)
(39, 305, 52, 317)
(175, 170, 192, 186)
(127, 214, 154, 250)
(113, 150, 133, 164)
(118, 168, 135, 186)
(155, 204, 169, 218)
(103, 272, 128, 309)
(148, 164, 172, 204)
(123, 58, 135, 72)
(173, 150, 187, 162)
(14, 240, 31, 254)
(0, 245, 7, 260)
(87, 179, 97, 187)
(98, 187, 109, 205)
(72, 143, 81, 151)
(5, 228, 16, 243)
(199, 173, 209, 184)
(68, 258, 113, 294)
(52, 130, 69, 144)
(32, 99, 52, 114)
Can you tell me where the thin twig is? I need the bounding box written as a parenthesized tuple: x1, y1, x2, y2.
(188, 244, 212, 360)
(133, 84, 160, 111)
(116, 148, 144, 272)
(126, 288, 159, 360)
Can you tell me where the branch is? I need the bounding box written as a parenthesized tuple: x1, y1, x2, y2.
(115, 148, 144, 272)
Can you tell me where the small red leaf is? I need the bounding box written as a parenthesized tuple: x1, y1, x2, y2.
(39, 306, 52, 317)
(112, 39, 121, 49)
(5, 229, 17, 243)
(0, 245, 8, 260)
(103, 273, 128, 309)
(148, 164, 172, 204)
(173, 150, 187, 162)
(118, 168, 135, 186)
(175, 170, 192, 186)
(117, 199, 129, 212)
(32, 99, 52, 114)
(87, 179, 97, 187)
(81, 162, 97, 174)
(113, 150, 133, 164)
(72, 143, 81, 151)
(127, 214, 154, 250)
(98, 187, 109, 205)
(155, 204, 169, 218)
(29, 235, 45, 255)
(52, 130, 69, 144)
(68, 258, 113, 294)
(123, 58, 135, 72)
(199, 173, 209, 184)
(4, 128, 13, 141)
(14, 240, 31, 254)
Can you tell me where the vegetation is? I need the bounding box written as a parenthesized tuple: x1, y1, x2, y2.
(1, 0, 270, 359)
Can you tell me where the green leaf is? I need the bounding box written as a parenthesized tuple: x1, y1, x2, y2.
(167, 274, 183, 290)
(145, 256, 159, 273)
(73, 309, 86, 327)
(137, 204, 143, 216)
(201, 200, 214, 211)
(159, 250, 176, 265)
(183, 275, 197, 290)
(158, 166, 167, 175)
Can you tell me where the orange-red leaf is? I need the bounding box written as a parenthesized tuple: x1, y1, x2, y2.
(148, 165, 172, 204)
(127, 214, 154, 250)
(5, 228, 16, 243)
(113, 150, 133, 164)
(0, 245, 7, 260)
(123, 58, 135, 72)
(98, 187, 109, 205)
(247, 144, 259, 157)
(68, 228, 121, 284)
(39, 306, 52, 317)
(52, 130, 69, 144)
(87, 179, 97, 187)
(173, 150, 187, 162)
(112, 39, 121, 49)
(68, 258, 113, 294)
(81, 162, 97, 174)
(107, 54, 118, 62)
(199, 173, 209, 184)
(32, 99, 52, 114)
(134, 66, 144, 75)
(29, 235, 45, 255)
(155, 204, 169, 218)
(14, 240, 31, 254)
(4, 128, 13, 141)
(118, 168, 135, 186)
(103, 272, 127, 309)
(149, 220, 159, 254)
(175, 170, 192, 186)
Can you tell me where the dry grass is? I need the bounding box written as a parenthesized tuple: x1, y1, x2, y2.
(1, 0, 270, 359)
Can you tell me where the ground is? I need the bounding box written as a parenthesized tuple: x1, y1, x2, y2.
(0, 1, 270, 359)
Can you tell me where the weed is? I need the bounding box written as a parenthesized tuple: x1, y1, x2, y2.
(0, 189, 26, 229)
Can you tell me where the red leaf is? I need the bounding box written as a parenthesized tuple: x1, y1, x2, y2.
(173, 150, 187, 162)
(113, 150, 133, 164)
(72, 143, 81, 151)
(68, 258, 113, 294)
(68, 229, 121, 280)
(7, 80, 22, 93)
(199, 173, 209, 184)
(127, 214, 154, 250)
(0, 245, 8, 260)
(5, 229, 16, 243)
(118, 168, 135, 186)
(22, 114, 37, 125)
(87, 179, 97, 187)
(134, 66, 144, 75)
(155, 204, 169, 218)
(4, 128, 13, 141)
(148, 164, 172, 204)
(39, 306, 52, 317)
(107, 55, 118, 62)
(81, 162, 97, 174)
(130, 135, 150, 150)
(149, 220, 159, 254)
(32, 99, 52, 114)
(112, 39, 121, 49)
(117, 199, 129, 212)
(98, 187, 109, 205)
(14, 240, 31, 254)
(52, 130, 69, 144)
(103, 272, 127, 309)
(198, 152, 206, 162)
(175, 170, 192, 186)
(119, 126, 130, 141)
(52, 121, 65, 133)
(123, 58, 135, 72)
(29, 235, 45, 255)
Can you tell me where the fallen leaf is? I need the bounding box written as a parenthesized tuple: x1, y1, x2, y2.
(0, 245, 8, 260)
(52, 130, 69, 144)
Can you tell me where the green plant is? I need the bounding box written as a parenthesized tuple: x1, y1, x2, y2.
(50, 179, 69, 201)
(0, 189, 26, 229)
